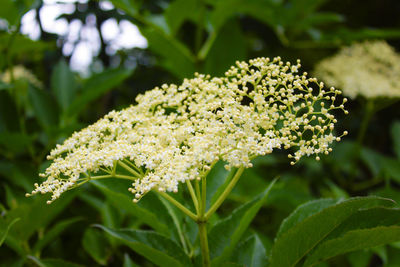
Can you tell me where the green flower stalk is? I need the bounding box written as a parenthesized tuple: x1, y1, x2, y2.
(27, 57, 347, 266)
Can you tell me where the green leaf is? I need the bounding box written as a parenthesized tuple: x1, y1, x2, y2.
(101, 201, 122, 229)
(0, 0, 37, 26)
(209, 179, 276, 266)
(231, 234, 268, 267)
(322, 207, 400, 243)
(91, 180, 169, 235)
(156, 194, 188, 252)
(123, 253, 140, 267)
(164, 0, 200, 35)
(95, 225, 192, 267)
(51, 60, 77, 112)
(28, 86, 59, 131)
(347, 250, 373, 267)
(0, 132, 33, 155)
(204, 19, 247, 76)
(27, 256, 84, 267)
(33, 217, 82, 254)
(209, 0, 276, 33)
(82, 228, 110, 265)
(382, 157, 400, 183)
(276, 198, 338, 239)
(0, 90, 19, 132)
(0, 218, 20, 247)
(269, 196, 396, 267)
(304, 226, 400, 267)
(360, 147, 385, 176)
(207, 161, 231, 210)
(108, 0, 139, 17)
(141, 27, 196, 79)
(67, 68, 132, 117)
(5, 192, 77, 243)
(391, 121, 400, 159)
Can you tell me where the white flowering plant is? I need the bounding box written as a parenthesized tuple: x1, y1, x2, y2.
(2, 0, 400, 265)
(29, 57, 394, 267)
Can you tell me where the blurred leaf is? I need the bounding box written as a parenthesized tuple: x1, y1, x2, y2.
(209, 179, 276, 265)
(231, 234, 267, 267)
(360, 146, 385, 177)
(91, 180, 169, 235)
(304, 226, 400, 266)
(0, 161, 37, 192)
(0, 91, 19, 132)
(123, 253, 139, 267)
(207, 161, 231, 210)
(209, 0, 276, 33)
(347, 250, 373, 267)
(319, 27, 400, 45)
(28, 86, 59, 131)
(0, 33, 52, 60)
(67, 68, 133, 117)
(5, 192, 77, 242)
(391, 121, 400, 159)
(157, 194, 187, 251)
(204, 19, 246, 76)
(51, 60, 78, 112)
(95, 225, 192, 267)
(0, 80, 12, 91)
(0, 132, 33, 155)
(82, 228, 110, 265)
(0, 218, 20, 247)
(0, 0, 38, 26)
(108, 0, 140, 17)
(27, 256, 84, 267)
(102, 201, 122, 229)
(141, 27, 196, 79)
(270, 196, 396, 267)
(326, 180, 349, 199)
(263, 176, 312, 213)
(33, 217, 82, 254)
(382, 157, 400, 183)
(164, 0, 200, 35)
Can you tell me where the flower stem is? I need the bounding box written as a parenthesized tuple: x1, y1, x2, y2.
(357, 99, 374, 145)
(186, 180, 199, 214)
(205, 167, 245, 220)
(118, 160, 141, 177)
(158, 191, 197, 221)
(198, 220, 210, 267)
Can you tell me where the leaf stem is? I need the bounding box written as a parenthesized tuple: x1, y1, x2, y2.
(205, 166, 245, 220)
(158, 191, 197, 221)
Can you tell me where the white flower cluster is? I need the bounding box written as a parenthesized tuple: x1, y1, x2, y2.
(27, 57, 347, 203)
(314, 40, 400, 99)
(1, 65, 43, 88)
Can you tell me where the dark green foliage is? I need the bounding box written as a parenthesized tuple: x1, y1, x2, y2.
(1, 0, 400, 266)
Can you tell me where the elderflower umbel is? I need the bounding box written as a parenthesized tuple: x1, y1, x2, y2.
(314, 40, 400, 99)
(27, 57, 347, 203)
(1, 65, 43, 88)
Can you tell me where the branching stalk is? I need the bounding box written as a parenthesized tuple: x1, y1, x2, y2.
(158, 191, 197, 221)
(117, 160, 141, 177)
(205, 167, 245, 220)
(186, 180, 199, 214)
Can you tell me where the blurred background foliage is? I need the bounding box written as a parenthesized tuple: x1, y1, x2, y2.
(1, 0, 400, 266)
